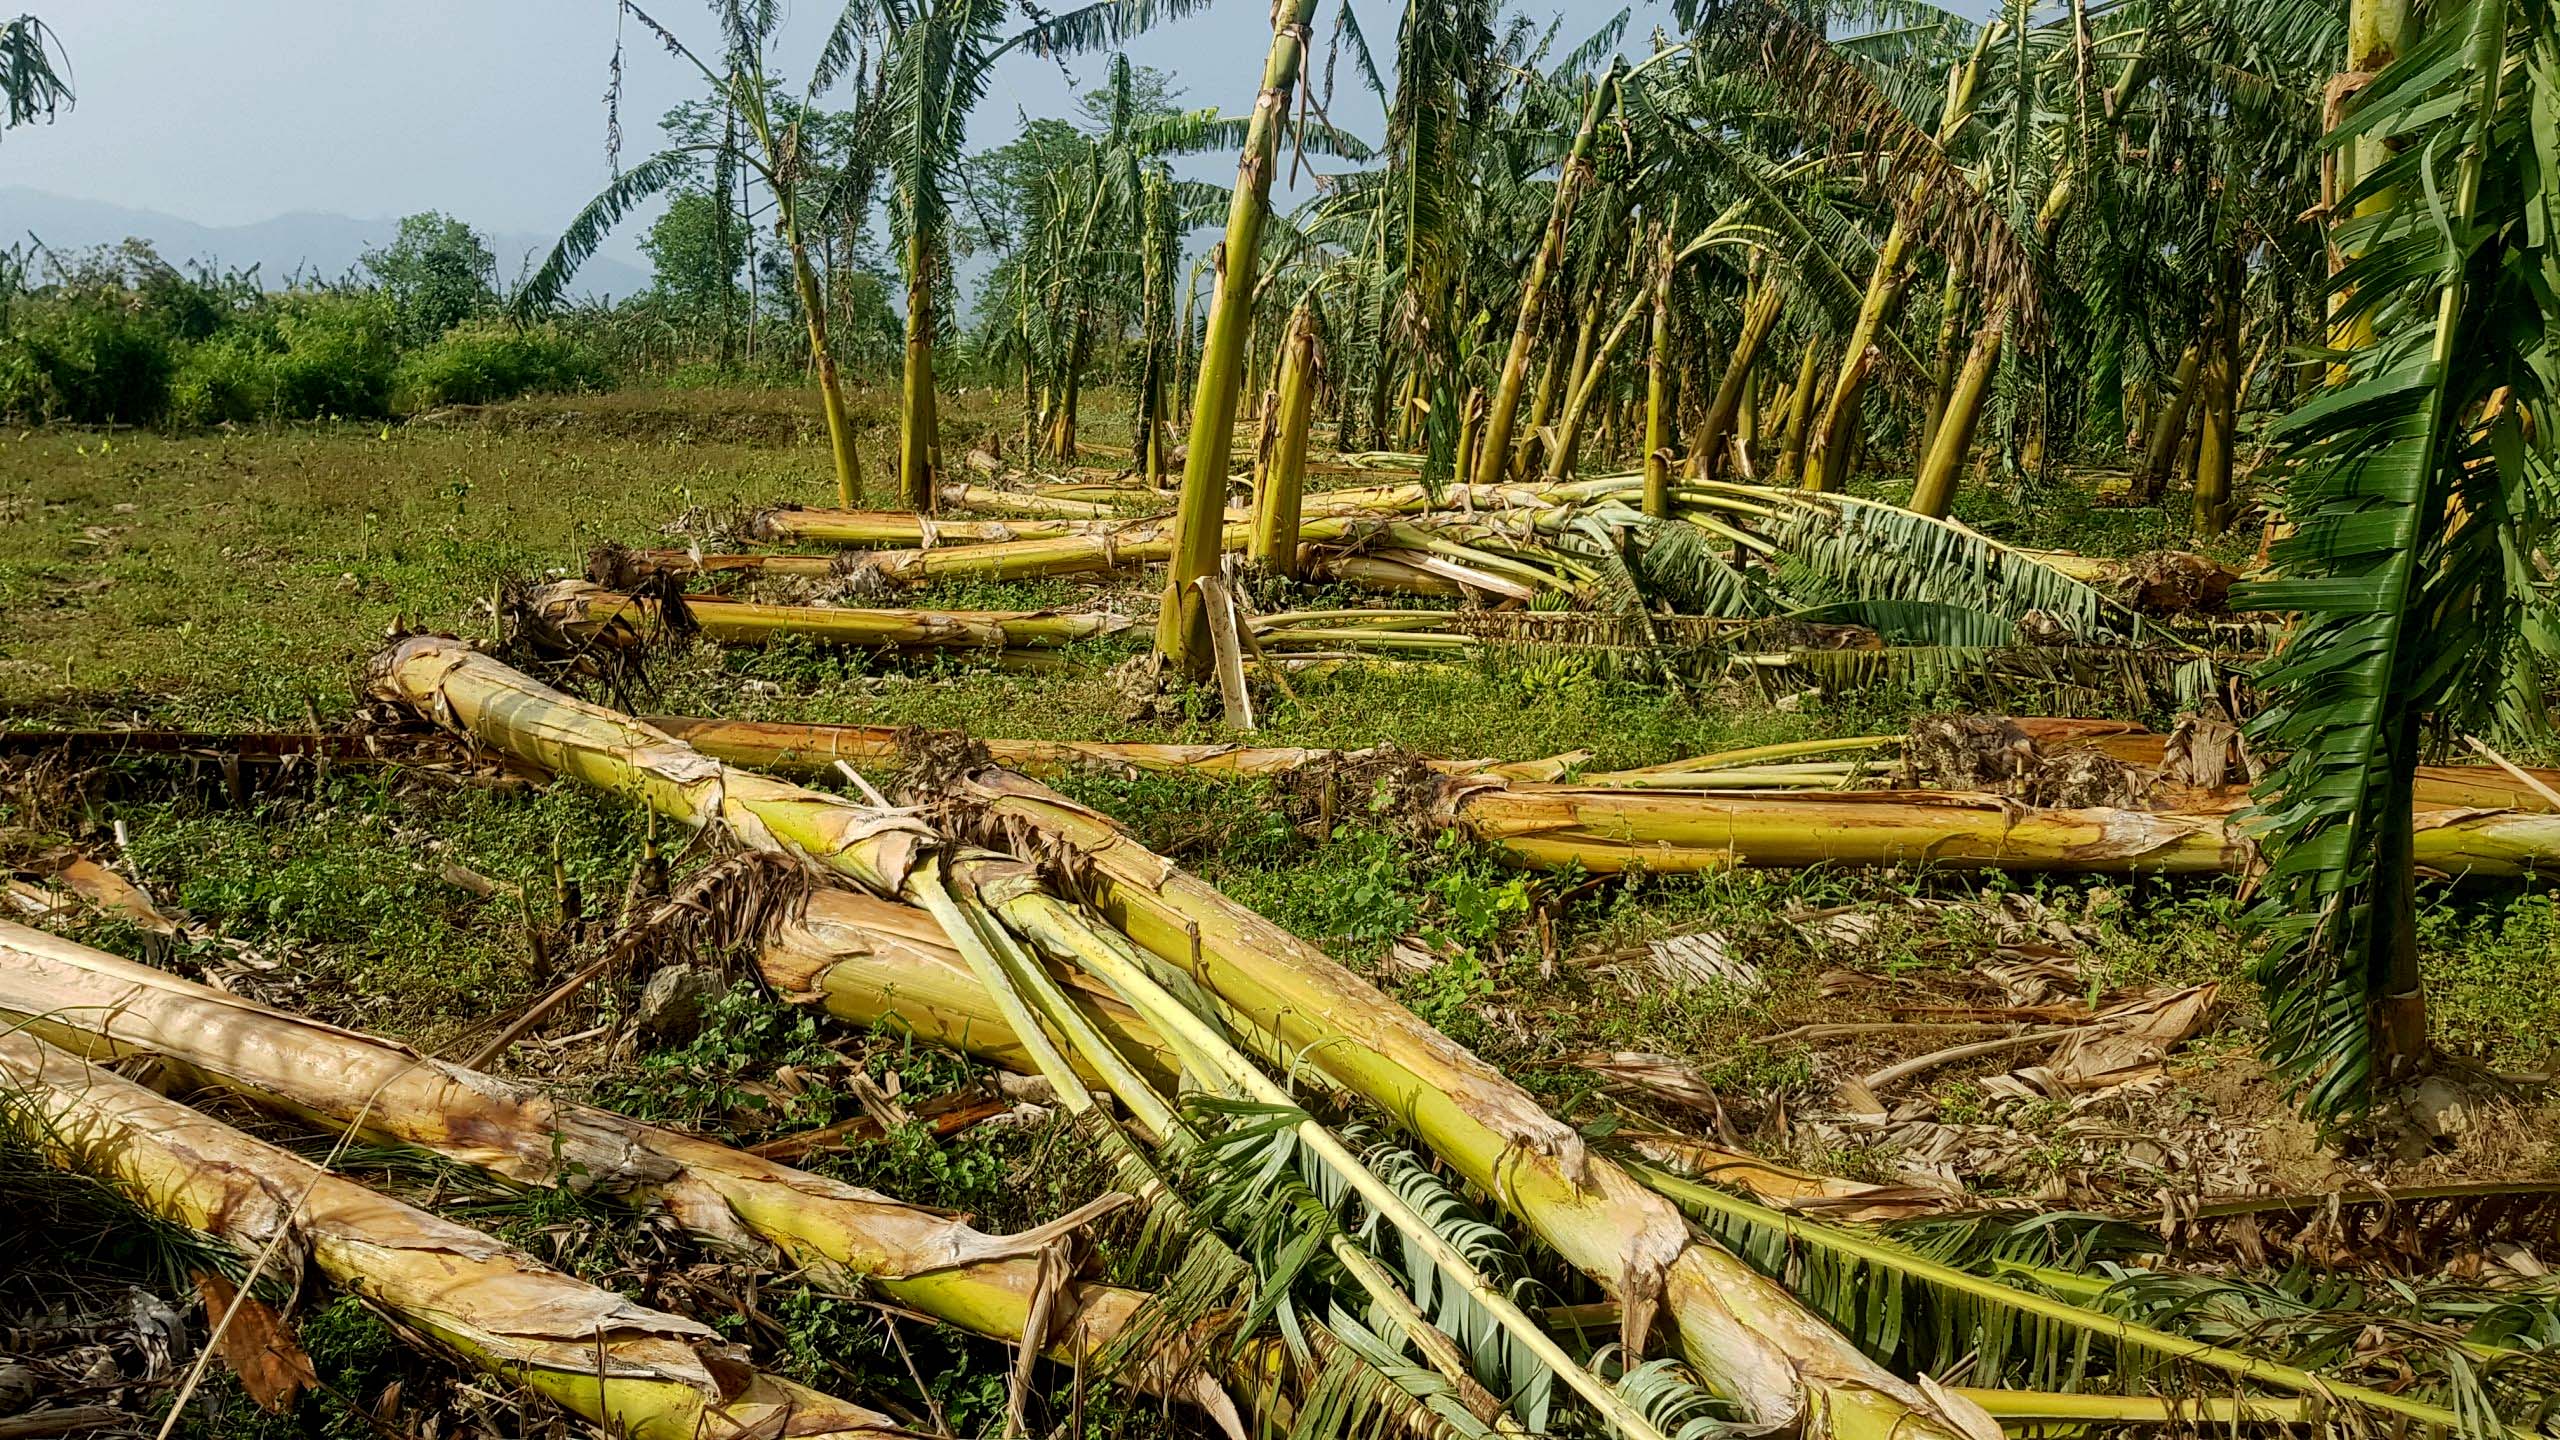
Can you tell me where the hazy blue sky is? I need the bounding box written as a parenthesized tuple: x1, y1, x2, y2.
(2, 2, 1671, 252)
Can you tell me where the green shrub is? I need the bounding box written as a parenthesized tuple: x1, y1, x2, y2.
(161, 293, 400, 426)
(168, 328, 277, 426)
(0, 295, 177, 424)
(266, 294, 399, 419)
(395, 322, 609, 408)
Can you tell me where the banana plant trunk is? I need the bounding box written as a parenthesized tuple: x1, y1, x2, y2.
(1642, 226, 1677, 516)
(1698, 282, 1783, 481)
(900, 223, 939, 513)
(1249, 298, 1320, 575)
(931, 767, 2003, 1440)
(785, 217, 863, 509)
(1156, 0, 1325, 677)
(1772, 334, 1825, 487)
(1908, 308, 2005, 519)
(2134, 343, 2202, 502)
(0, 919, 1193, 1402)
(1920, 266, 1967, 457)
(2193, 292, 2239, 535)
(1474, 68, 1618, 486)
(0, 1027, 901, 1440)
(1545, 270, 1655, 480)
(1806, 224, 1912, 492)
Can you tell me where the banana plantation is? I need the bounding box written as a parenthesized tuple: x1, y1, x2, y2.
(2, 0, 2558, 1436)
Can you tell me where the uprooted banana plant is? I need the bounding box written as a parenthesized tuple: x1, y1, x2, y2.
(366, 634, 2006, 1440)
(0, 917, 1240, 1419)
(0, 1027, 904, 1440)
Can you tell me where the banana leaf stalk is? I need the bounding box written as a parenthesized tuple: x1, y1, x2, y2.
(645, 714, 1581, 783)
(951, 883, 1544, 1435)
(370, 641, 1992, 1440)
(1631, 1160, 2499, 1436)
(929, 766, 2004, 1440)
(0, 918, 1202, 1401)
(994, 891, 1678, 1440)
(0, 1027, 902, 1440)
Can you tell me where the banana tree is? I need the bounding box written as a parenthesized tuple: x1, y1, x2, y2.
(521, 1, 869, 506)
(2240, 0, 2556, 1119)
(1154, 0, 1326, 677)
(0, 1028, 903, 1440)
(834, 0, 1208, 511)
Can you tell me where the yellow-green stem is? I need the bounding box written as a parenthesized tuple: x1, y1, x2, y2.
(1157, 0, 1325, 676)
(1474, 68, 1618, 486)
(1909, 309, 2004, 518)
(1249, 299, 1319, 574)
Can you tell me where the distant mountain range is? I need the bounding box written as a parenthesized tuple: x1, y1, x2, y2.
(0, 188, 652, 299)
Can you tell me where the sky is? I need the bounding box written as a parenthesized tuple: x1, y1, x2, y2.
(0, 0, 1499, 269)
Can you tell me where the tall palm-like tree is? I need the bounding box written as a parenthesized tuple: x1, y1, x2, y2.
(2239, 0, 2557, 1120)
(1, 14, 69, 137)
(521, 1, 872, 506)
(832, 0, 1209, 511)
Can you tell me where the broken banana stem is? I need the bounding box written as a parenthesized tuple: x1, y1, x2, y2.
(0, 919, 1182, 1395)
(758, 476, 1638, 546)
(764, 885, 1184, 1092)
(644, 714, 1583, 784)
(366, 639, 1993, 1440)
(534, 579, 1135, 650)
(932, 767, 2004, 1440)
(1444, 781, 2560, 876)
(994, 891, 1673, 1440)
(0, 1027, 901, 1440)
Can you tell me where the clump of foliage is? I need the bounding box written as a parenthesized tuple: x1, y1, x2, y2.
(0, 228, 615, 427)
(395, 322, 609, 408)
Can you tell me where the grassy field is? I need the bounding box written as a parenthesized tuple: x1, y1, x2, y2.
(4, 386, 2556, 1437)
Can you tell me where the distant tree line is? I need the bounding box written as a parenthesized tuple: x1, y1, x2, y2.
(0, 218, 607, 427)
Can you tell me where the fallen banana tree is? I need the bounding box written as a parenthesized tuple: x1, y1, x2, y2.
(647, 714, 1580, 783)
(634, 712, 2560, 879)
(366, 636, 2006, 1440)
(752, 508, 1132, 546)
(759, 476, 1652, 545)
(0, 1026, 903, 1440)
(531, 578, 1136, 651)
(602, 541, 1502, 602)
(768, 884, 1183, 1094)
(0, 917, 1236, 1417)
(763, 886, 1970, 1234)
(802, 512, 1575, 595)
(1448, 780, 2560, 876)
(736, 884, 2416, 1431)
